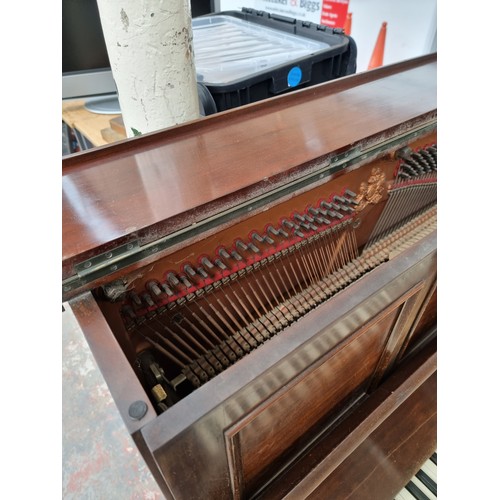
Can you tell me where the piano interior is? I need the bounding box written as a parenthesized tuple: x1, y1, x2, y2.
(94, 135, 437, 413)
(63, 54, 437, 499)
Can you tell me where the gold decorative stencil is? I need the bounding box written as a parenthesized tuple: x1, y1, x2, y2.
(355, 167, 386, 211)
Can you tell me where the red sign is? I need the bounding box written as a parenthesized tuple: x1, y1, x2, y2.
(320, 0, 349, 28)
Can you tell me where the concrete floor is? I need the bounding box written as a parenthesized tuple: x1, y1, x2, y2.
(62, 305, 165, 499)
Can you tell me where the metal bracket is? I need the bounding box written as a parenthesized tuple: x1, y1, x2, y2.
(74, 240, 140, 278)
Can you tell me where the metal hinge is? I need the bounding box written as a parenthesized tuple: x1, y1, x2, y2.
(74, 240, 141, 278)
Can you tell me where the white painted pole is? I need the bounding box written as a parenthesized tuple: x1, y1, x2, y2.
(96, 0, 200, 138)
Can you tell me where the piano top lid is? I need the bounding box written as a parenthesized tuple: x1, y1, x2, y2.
(62, 53, 436, 290)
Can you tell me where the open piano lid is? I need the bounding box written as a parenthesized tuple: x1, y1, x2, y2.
(62, 53, 436, 301)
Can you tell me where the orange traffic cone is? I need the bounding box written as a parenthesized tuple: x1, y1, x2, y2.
(368, 22, 387, 70)
(344, 12, 352, 36)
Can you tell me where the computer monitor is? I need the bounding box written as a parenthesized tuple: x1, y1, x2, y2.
(62, 0, 215, 114)
(62, 0, 120, 114)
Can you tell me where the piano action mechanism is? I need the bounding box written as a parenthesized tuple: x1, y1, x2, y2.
(63, 54, 437, 499)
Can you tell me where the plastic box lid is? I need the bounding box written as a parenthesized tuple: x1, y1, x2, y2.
(192, 15, 329, 85)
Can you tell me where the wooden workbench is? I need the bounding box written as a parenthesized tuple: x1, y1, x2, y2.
(62, 99, 125, 150)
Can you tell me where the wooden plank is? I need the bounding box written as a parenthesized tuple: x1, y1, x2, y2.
(62, 99, 121, 147)
(110, 116, 126, 136)
(101, 127, 126, 144)
(68, 292, 158, 434)
(62, 55, 436, 279)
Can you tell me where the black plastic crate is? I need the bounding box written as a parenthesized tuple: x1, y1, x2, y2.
(193, 8, 357, 113)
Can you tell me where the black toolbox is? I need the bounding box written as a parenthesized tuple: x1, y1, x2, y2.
(193, 8, 357, 113)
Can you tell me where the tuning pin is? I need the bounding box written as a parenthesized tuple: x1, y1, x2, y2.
(231, 250, 243, 261)
(196, 267, 209, 279)
(183, 264, 198, 278)
(344, 189, 359, 205)
(128, 291, 143, 307)
(419, 149, 436, 170)
(247, 242, 260, 253)
(200, 257, 214, 270)
(251, 232, 274, 245)
(339, 204, 354, 213)
(166, 272, 180, 287)
(160, 283, 174, 297)
(282, 219, 296, 230)
(179, 275, 192, 288)
(267, 224, 288, 239)
(315, 216, 330, 225)
(400, 163, 418, 177)
(146, 280, 162, 297)
(214, 259, 227, 271)
(235, 239, 248, 252)
(266, 225, 281, 237)
(301, 221, 318, 232)
(251, 232, 262, 243)
(218, 248, 231, 260)
(141, 293, 155, 308)
(122, 304, 137, 320)
(409, 154, 426, 174)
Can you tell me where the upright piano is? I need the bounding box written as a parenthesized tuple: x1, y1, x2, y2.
(62, 53, 437, 499)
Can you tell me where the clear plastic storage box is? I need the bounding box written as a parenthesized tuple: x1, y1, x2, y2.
(192, 8, 357, 113)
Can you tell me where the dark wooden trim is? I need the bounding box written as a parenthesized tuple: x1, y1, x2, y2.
(368, 280, 426, 389)
(68, 292, 158, 434)
(396, 278, 438, 363)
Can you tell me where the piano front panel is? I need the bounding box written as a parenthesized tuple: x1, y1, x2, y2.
(225, 284, 421, 496)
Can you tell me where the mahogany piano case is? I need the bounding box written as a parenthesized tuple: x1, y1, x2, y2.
(62, 53, 437, 499)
